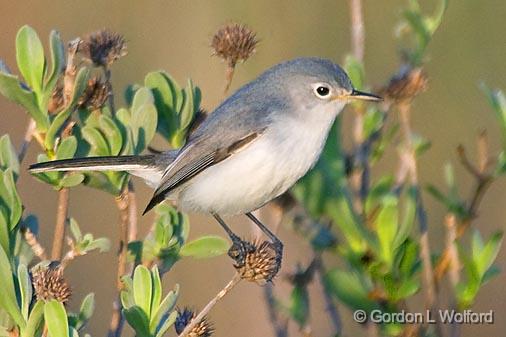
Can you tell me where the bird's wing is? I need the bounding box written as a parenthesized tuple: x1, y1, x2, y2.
(142, 74, 285, 214)
(142, 130, 263, 214)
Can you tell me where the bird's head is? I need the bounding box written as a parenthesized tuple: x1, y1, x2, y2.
(257, 57, 381, 121)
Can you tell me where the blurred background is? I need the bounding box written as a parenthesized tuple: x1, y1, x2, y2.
(1, 0, 505, 336)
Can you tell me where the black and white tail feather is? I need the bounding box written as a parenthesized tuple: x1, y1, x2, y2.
(28, 154, 172, 189)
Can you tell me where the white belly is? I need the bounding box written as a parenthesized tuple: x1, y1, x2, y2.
(177, 112, 337, 215)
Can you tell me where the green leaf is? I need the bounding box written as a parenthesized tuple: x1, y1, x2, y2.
(289, 285, 309, 326)
(0, 72, 48, 131)
(22, 300, 44, 337)
(82, 127, 110, 156)
(69, 218, 82, 242)
(98, 115, 123, 155)
(154, 311, 177, 337)
(44, 30, 65, 98)
(0, 212, 9, 254)
(17, 264, 32, 320)
(123, 306, 150, 337)
(180, 80, 197, 131)
(130, 87, 158, 153)
(0, 247, 25, 327)
(145, 71, 177, 140)
(481, 84, 506, 148)
(344, 54, 365, 90)
(376, 196, 399, 266)
(150, 284, 179, 334)
(179, 235, 230, 258)
(133, 265, 153, 316)
(85, 237, 110, 253)
(324, 268, 376, 311)
(394, 187, 417, 249)
(0, 169, 22, 229)
(16, 25, 45, 94)
(150, 266, 162, 318)
(476, 231, 503, 277)
(0, 135, 20, 178)
(59, 173, 85, 188)
(56, 136, 77, 160)
(44, 300, 69, 337)
(76, 293, 94, 330)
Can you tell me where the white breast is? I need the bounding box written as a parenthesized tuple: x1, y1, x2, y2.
(177, 103, 342, 215)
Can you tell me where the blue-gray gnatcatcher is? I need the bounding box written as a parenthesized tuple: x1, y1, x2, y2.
(30, 57, 380, 275)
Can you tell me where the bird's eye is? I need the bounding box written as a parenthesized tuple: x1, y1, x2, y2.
(313, 84, 331, 98)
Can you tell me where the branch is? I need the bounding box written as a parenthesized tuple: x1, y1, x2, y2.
(127, 181, 137, 243)
(107, 189, 130, 337)
(51, 188, 69, 260)
(178, 273, 242, 337)
(23, 227, 47, 261)
(349, 0, 365, 62)
(397, 102, 440, 336)
(315, 257, 341, 334)
(263, 284, 289, 337)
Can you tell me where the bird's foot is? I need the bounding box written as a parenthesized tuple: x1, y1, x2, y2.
(227, 235, 256, 268)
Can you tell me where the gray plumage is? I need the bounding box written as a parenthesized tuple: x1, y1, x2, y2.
(29, 57, 379, 215)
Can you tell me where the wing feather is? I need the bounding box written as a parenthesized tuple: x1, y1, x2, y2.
(142, 131, 263, 214)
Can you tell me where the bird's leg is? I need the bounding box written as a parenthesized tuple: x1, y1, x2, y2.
(212, 213, 254, 268)
(245, 212, 283, 274)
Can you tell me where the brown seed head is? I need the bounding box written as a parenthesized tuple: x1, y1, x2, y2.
(236, 240, 279, 285)
(211, 23, 258, 67)
(48, 84, 65, 114)
(78, 77, 110, 110)
(382, 67, 428, 103)
(32, 265, 71, 303)
(80, 30, 127, 67)
(175, 308, 213, 337)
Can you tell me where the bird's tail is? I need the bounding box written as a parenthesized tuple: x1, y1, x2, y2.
(29, 154, 168, 187)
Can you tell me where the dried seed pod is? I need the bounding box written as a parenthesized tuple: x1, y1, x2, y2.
(48, 84, 65, 114)
(80, 29, 127, 67)
(382, 67, 428, 103)
(211, 23, 258, 67)
(78, 77, 110, 110)
(32, 265, 71, 303)
(235, 240, 279, 285)
(175, 308, 213, 337)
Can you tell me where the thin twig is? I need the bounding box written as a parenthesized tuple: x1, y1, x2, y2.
(263, 284, 289, 337)
(445, 214, 461, 337)
(315, 257, 342, 334)
(435, 136, 495, 282)
(349, 0, 365, 61)
(107, 301, 124, 337)
(23, 228, 47, 261)
(178, 273, 242, 337)
(17, 118, 36, 163)
(49, 39, 81, 261)
(348, 0, 368, 213)
(127, 181, 138, 243)
(51, 188, 69, 260)
(108, 189, 130, 337)
(223, 64, 236, 97)
(115, 189, 129, 287)
(397, 102, 440, 336)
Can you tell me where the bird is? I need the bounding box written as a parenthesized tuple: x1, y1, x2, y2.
(29, 57, 381, 276)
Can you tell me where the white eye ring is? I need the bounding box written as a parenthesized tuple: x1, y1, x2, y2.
(312, 83, 332, 99)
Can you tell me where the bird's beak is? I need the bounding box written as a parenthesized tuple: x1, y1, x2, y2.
(348, 89, 382, 101)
